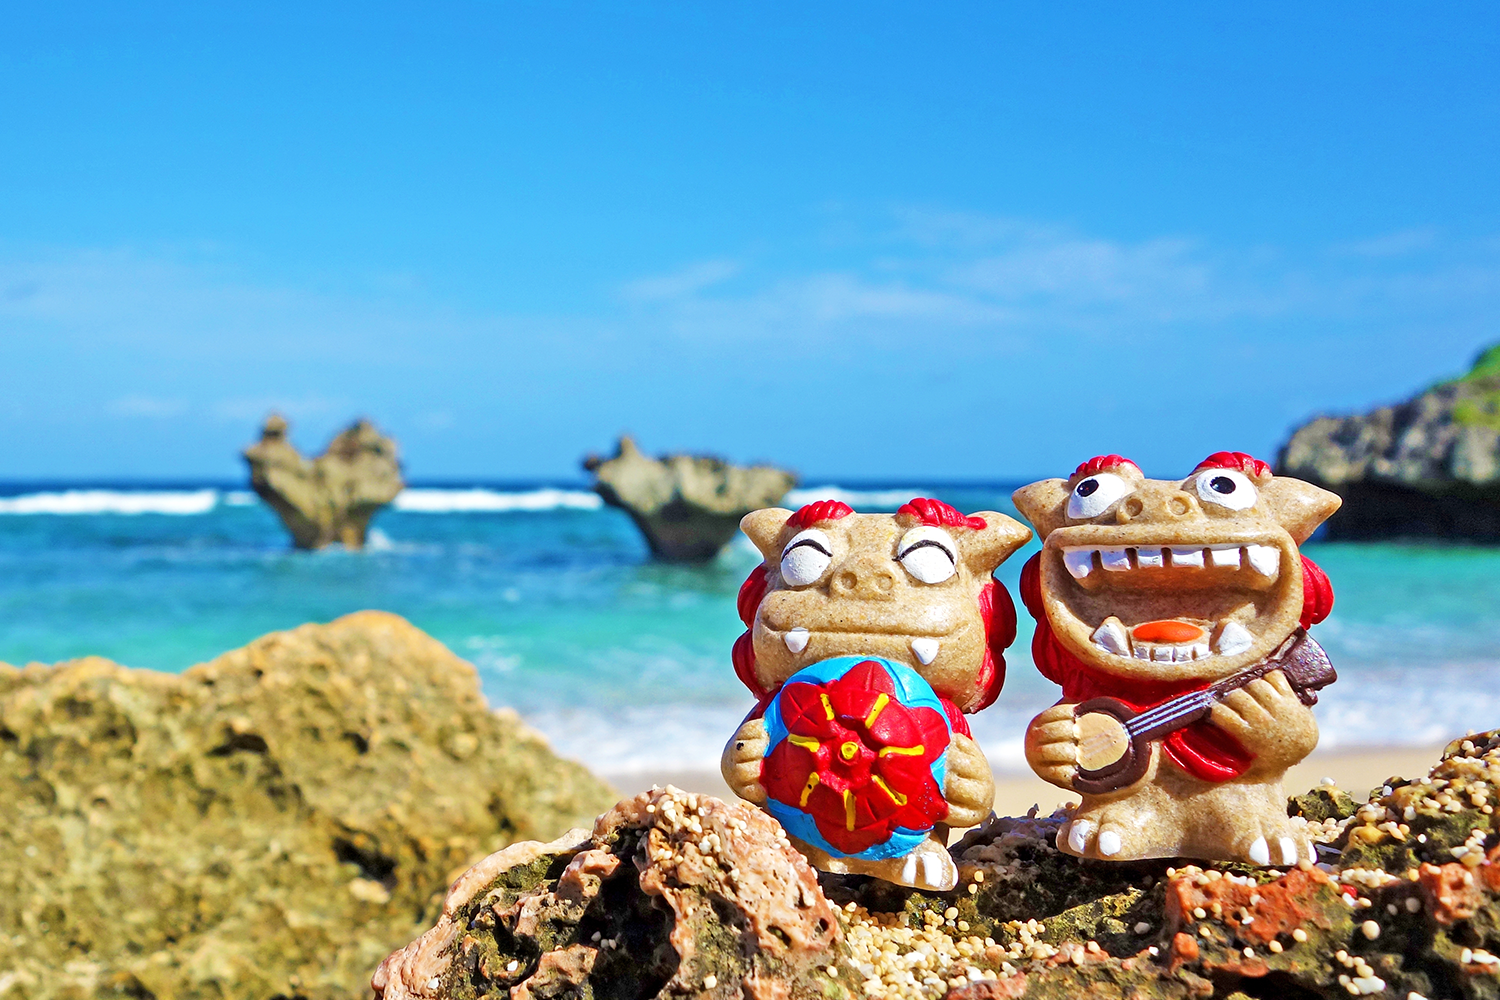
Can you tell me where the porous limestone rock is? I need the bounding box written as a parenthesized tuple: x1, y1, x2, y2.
(1278, 343, 1500, 540)
(383, 732, 1500, 1000)
(0, 611, 615, 1000)
(583, 437, 797, 562)
(373, 786, 847, 1000)
(243, 413, 404, 549)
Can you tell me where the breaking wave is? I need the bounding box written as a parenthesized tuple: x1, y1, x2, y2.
(392, 488, 602, 513)
(0, 486, 605, 515)
(0, 489, 221, 515)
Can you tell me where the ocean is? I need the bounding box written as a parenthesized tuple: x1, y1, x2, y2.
(1, 481, 1496, 778)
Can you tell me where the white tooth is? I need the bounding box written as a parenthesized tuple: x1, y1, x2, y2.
(1278, 836, 1299, 866)
(1135, 548, 1164, 569)
(1191, 642, 1210, 660)
(784, 627, 810, 653)
(1246, 544, 1280, 576)
(1248, 836, 1271, 866)
(901, 853, 919, 884)
(1209, 545, 1241, 568)
(1090, 619, 1130, 656)
(1216, 621, 1254, 656)
(1134, 644, 1153, 660)
(1099, 548, 1131, 571)
(1152, 646, 1173, 662)
(910, 638, 940, 665)
(1063, 549, 1094, 579)
(1170, 547, 1204, 568)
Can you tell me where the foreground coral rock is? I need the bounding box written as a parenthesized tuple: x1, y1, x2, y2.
(583, 436, 797, 562)
(0, 612, 615, 1000)
(1278, 342, 1500, 540)
(374, 786, 845, 1000)
(243, 413, 405, 549)
(387, 732, 1500, 1000)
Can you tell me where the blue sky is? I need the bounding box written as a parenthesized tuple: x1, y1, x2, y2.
(2, 3, 1498, 481)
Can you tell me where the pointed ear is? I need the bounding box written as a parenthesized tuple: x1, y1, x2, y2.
(1011, 479, 1071, 541)
(957, 512, 1032, 574)
(740, 508, 794, 561)
(1259, 477, 1342, 545)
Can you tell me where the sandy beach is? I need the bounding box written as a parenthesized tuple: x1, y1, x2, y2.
(605, 743, 1451, 818)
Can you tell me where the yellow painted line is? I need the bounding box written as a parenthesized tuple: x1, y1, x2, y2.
(878, 744, 925, 757)
(787, 735, 821, 753)
(864, 693, 889, 729)
(843, 788, 857, 831)
(872, 775, 907, 806)
(799, 772, 820, 808)
(820, 693, 835, 722)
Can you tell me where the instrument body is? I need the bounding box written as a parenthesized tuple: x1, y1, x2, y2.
(1071, 630, 1336, 795)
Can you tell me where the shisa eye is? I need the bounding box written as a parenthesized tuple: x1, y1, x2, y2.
(1194, 469, 1257, 511)
(1066, 473, 1131, 519)
(897, 526, 958, 584)
(780, 529, 833, 586)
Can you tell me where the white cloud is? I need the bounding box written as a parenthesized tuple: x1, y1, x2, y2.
(106, 395, 190, 418)
(619, 259, 741, 302)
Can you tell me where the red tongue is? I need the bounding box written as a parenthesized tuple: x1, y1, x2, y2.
(1132, 620, 1205, 644)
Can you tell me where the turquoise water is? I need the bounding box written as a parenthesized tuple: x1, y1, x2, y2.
(1, 483, 1496, 775)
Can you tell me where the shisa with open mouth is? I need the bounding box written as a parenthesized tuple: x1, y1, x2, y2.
(721, 497, 1031, 890)
(1013, 451, 1341, 866)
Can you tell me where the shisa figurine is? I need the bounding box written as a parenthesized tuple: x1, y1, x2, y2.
(1012, 452, 1340, 865)
(721, 498, 1030, 889)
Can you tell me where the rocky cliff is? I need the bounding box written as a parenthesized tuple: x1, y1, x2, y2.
(583, 437, 797, 562)
(243, 414, 405, 549)
(0, 612, 616, 1000)
(380, 733, 1500, 1000)
(1278, 344, 1500, 540)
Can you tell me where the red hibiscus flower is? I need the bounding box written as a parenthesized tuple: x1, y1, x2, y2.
(761, 659, 950, 856)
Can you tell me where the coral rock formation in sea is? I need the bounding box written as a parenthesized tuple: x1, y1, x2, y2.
(384, 731, 1500, 1000)
(243, 413, 405, 549)
(583, 436, 798, 562)
(1278, 343, 1500, 540)
(0, 611, 616, 1000)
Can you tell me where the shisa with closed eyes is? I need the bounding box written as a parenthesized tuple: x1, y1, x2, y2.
(1013, 452, 1341, 866)
(721, 498, 1030, 890)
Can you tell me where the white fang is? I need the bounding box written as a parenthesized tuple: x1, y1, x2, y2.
(910, 638, 940, 665)
(784, 627, 810, 653)
(1216, 621, 1254, 656)
(1246, 544, 1280, 576)
(1063, 549, 1094, 579)
(1090, 619, 1130, 656)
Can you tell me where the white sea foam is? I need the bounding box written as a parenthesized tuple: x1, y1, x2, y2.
(223, 491, 258, 506)
(392, 488, 603, 513)
(784, 486, 930, 510)
(0, 489, 221, 515)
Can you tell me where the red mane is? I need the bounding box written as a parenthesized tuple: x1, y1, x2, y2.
(897, 497, 987, 531)
(733, 499, 1017, 713)
(1194, 451, 1272, 480)
(1072, 454, 1140, 481)
(786, 500, 853, 529)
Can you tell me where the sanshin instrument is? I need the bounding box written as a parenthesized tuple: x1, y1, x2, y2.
(1070, 628, 1336, 794)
